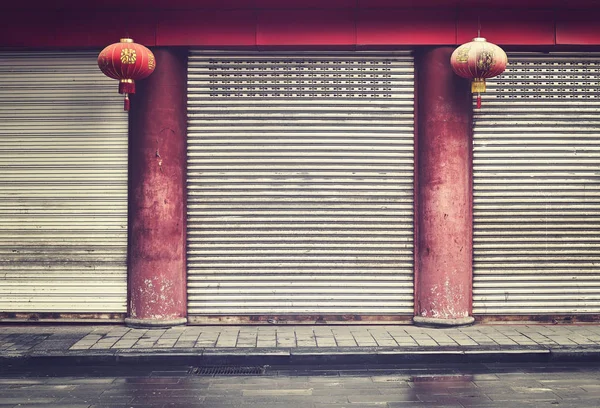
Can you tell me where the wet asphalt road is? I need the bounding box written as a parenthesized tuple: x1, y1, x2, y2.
(0, 362, 599, 407)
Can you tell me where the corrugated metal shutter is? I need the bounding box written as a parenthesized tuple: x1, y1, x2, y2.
(0, 52, 128, 314)
(473, 53, 600, 315)
(187, 52, 414, 316)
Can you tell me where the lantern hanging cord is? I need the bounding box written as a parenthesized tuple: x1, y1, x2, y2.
(477, 16, 481, 37)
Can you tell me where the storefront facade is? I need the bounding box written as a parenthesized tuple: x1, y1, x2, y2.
(1, 0, 599, 326)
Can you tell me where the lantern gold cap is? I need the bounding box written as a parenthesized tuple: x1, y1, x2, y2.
(472, 37, 487, 42)
(120, 38, 134, 43)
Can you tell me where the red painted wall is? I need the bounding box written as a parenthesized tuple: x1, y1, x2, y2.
(2, 4, 600, 48)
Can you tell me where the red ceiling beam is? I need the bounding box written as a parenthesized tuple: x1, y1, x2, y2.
(2, 6, 600, 47)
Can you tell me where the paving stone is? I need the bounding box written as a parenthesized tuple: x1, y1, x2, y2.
(348, 394, 420, 403)
(14, 404, 91, 408)
(0, 398, 62, 404)
(336, 339, 358, 347)
(316, 404, 382, 408)
(111, 341, 137, 348)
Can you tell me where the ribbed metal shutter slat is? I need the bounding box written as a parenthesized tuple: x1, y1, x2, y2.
(473, 53, 600, 315)
(0, 52, 128, 314)
(187, 52, 414, 316)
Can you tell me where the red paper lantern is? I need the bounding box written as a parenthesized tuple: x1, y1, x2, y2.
(98, 38, 156, 111)
(450, 37, 507, 109)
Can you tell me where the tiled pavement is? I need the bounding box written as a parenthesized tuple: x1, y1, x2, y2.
(1, 324, 600, 366)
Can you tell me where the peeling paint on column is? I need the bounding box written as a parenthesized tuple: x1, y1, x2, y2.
(127, 49, 188, 324)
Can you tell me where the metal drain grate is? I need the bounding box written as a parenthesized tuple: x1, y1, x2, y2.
(189, 365, 269, 376)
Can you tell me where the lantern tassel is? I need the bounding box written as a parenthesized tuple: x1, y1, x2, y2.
(472, 79, 485, 109)
(119, 80, 135, 95)
(124, 94, 130, 111)
(471, 78, 486, 94)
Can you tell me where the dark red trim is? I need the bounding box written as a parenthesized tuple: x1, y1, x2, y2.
(3, 0, 600, 10)
(467, 81, 474, 316)
(412, 49, 419, 317)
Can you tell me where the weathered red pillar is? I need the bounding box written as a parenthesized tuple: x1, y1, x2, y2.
(125, 48, 188, 328)
(413, 47, 474, 327)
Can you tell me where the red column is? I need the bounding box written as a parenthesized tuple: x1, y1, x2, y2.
(125, 48, 188, 328)
(413, 47, 474, 327)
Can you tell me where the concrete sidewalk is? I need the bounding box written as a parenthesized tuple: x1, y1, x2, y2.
(2, 324, 600, 367)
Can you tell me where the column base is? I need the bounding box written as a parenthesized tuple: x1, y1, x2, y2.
(413, 316, 475, 328)
(125, 317, 187, 329)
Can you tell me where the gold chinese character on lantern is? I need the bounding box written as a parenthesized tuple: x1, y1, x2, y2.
(148, 54, 156, 70)
(120, 49, 137, 64)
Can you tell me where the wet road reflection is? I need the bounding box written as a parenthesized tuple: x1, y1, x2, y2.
(0, 362, 599, 407)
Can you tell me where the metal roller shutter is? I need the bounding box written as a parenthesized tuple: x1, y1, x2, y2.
(0, 52, 128, 315)
(187, 52, 414, 317)
(473, 53, 600, 315)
